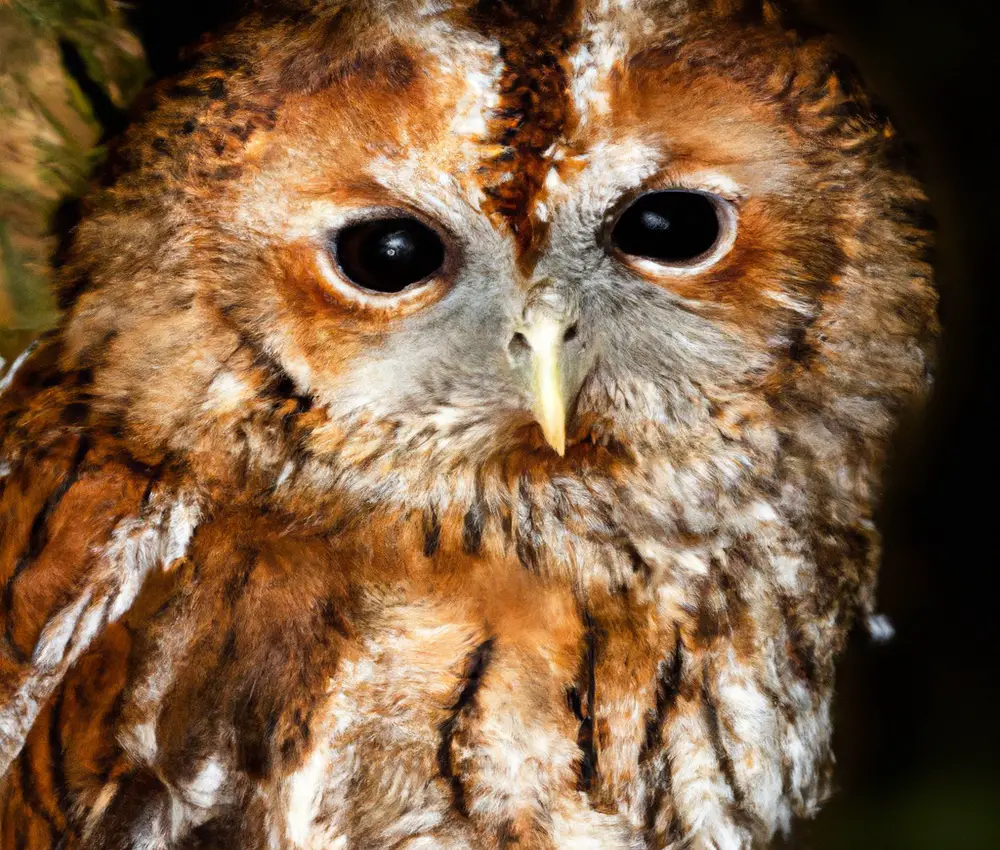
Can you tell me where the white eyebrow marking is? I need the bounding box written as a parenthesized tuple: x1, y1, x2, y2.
(0, 340, 39, 397)
(566, 3, 630, 128)
(681, 171, 746, 201)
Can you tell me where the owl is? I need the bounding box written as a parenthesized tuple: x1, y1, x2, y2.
(0, 0, 936, 848)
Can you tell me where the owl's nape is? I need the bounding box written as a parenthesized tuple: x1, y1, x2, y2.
(0, 1, 936, 849)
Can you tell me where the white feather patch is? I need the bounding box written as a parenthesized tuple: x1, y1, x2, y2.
(0, 339, 39, 397)
(0, 491, 202, 777)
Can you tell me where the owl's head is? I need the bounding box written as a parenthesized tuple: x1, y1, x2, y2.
(60, 0, 935, 513)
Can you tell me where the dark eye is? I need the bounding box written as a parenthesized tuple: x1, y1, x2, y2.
(334, 216, 445, 293)
(610, 191, 722, 264)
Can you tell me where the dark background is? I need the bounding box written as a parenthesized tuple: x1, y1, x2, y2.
(117, 1, 1000, 847)
(791, 2, 999, 848)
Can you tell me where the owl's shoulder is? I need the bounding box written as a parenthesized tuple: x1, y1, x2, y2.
(0, 340, 174, 770)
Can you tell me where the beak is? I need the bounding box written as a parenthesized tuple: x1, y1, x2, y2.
(521, 313, 570, 455)
(510, 285, 586, 457)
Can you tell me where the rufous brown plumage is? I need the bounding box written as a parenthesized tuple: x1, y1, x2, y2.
(0, 1, 936, 847)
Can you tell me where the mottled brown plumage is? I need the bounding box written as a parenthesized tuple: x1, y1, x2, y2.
(0, 1, 936, 848)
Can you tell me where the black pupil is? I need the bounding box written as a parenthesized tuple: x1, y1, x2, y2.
(335, 217, 445, 293)
(611, 191, 720, 262)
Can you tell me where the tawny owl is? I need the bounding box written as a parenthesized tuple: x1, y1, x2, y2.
(0, 0, 937, 847)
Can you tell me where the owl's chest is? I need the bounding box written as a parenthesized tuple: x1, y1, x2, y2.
(33, 513, 602, 833)
(25, 485, 793, 848)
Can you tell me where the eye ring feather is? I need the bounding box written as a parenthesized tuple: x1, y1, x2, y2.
(605, 189, 738, 276)
(317, 210, 455, 312)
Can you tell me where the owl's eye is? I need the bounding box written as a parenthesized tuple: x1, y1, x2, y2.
(334, 217, 445, 294)
(610, 191, 725, 265)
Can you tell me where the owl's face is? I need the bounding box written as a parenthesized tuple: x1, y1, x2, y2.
(64, 0, 933, 510)
(14, 7, 935, 843)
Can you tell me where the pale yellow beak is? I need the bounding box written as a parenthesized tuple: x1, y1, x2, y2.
(520, 313, 569, 456)
(511, 283, 590, 456)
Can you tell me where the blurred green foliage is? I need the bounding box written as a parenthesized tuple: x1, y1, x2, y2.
(0, 0, 148, 374)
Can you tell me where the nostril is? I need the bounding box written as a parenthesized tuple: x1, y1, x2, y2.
(508, 331, 531, 357)
(563, 323, 578, 343)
